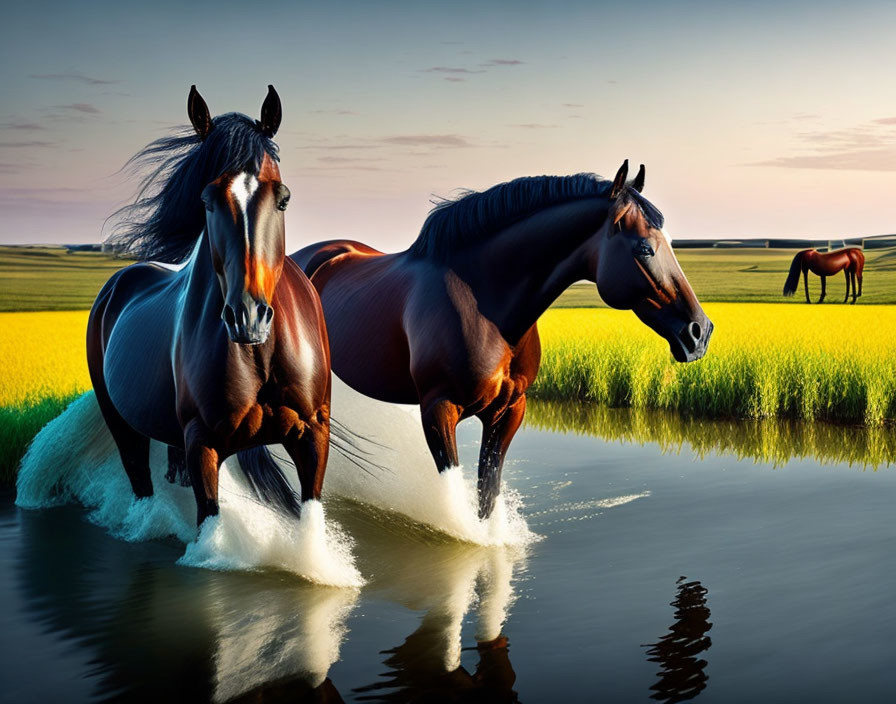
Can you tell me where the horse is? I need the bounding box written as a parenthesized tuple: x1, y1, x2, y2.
(240, 160, 712, 520)
(782, 247, 865, 304)
(88, 85, 331, 526)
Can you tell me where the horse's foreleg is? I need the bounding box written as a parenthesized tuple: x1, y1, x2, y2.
(282, 417, 329, 503)
(477, 396, 526, 520)
(421, 398, 461, 472)
(844, 270, 851, 303)
(803, 270, 810, 303)
(184, 420, 221, 526)
(818, 275, 826, 304)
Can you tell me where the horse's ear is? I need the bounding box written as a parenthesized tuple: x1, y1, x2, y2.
(610, 159, 629, 199)
(631, 163, 645, 193)
(187, 85, 213, 141)
(259, 85, 282, 138)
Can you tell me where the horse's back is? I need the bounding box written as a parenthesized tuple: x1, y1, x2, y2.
(292, 239, 384, 280)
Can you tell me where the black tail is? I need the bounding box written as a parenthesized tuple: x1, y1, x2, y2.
(782, 251, 805, 296)
(234, 424, 388, 517)
(236, 446, 303, 518)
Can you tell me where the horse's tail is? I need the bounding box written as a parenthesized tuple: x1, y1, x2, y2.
(782, 251, 805, 296)
(235, 446, 303, 518)
(234, 424, 387, 517)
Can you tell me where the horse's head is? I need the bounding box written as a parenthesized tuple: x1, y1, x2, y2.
(190, 86, 290, 345)
(593, 160, 712, 362)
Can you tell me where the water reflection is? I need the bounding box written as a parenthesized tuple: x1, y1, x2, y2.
(330, 500, 525, 702)
(526, 400, 895, 469)
(14, 505, 357, 702)
(643, 577, 712, 703)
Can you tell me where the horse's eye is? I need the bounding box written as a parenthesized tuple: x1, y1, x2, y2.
(635, 240, 654, 258)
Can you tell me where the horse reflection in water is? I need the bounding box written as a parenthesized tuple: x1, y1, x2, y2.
(643, 577, 713, 703)
(13, 491, 525, 703)
(13, 504, 357, 703)
(333, 500, 525, 702)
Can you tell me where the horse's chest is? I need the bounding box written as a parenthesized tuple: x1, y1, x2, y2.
(211, 399, 308, 446)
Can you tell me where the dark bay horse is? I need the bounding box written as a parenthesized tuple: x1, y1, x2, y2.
(783, 247, 865, 304)
(88, 86, 331, 526)
(242, 160, 712, 519)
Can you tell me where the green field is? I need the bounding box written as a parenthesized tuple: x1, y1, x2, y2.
(2, 244, 895, 311)
(0, 246, 133, 312)
(553, 246, 896, 307)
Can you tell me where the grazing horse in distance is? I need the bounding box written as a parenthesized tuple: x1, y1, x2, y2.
(242, 160, 713, 519)
(782, 247, 865, 304)
(88, 85, 331, 526)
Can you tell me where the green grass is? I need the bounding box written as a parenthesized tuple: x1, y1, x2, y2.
(552, 247, 896, 307)
(0, 395, 79, 486)
(0, 246, 132, 312)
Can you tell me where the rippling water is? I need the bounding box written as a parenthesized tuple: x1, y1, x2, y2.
(2, 396, 895, 702)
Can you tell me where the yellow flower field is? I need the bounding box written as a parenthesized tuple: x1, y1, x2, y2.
(1, 303, 894, 424)
(533, 304, 896, 425)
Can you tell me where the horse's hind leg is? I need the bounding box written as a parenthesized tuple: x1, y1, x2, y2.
(851, 270, 859, 304)
(803, 270, 810, 303)
(89, 368, 153, 498)
(282, 416, 329, 502)
(844, 270, 851, 303)
(166, 445, 190, 487)
(477, 396, 527, 520)
(818, 275, 826, 304)
(421, 398, 461, 471)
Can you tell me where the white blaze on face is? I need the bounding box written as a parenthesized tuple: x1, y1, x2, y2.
(229, 173, 259, 247)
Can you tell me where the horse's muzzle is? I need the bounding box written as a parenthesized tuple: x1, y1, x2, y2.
(222, 302, 274, 345)
(670, 317, 713, 363)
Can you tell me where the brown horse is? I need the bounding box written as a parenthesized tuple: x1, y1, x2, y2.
(242, 160, 712, 520)
(783, 247, 865, 304)
(88, 86, 331, 526)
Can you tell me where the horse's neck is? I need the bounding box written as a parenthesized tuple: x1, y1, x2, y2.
(181, 234, 219, 310)
(451, 199, 607, 345)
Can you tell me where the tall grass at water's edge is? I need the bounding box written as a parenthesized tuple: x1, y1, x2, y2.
(0, 304, 894, 486)
(530, 306, 896, 427)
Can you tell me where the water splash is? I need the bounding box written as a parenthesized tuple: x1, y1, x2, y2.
(16, 393, 362, 588)
(319, 374, 536, 546)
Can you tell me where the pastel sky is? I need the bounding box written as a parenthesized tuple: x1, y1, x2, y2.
(2, 0, 896, 253)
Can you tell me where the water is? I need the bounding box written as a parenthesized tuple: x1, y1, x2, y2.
(3, 387, 896, 702)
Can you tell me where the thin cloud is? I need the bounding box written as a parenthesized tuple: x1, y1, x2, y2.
(421, 66, 486, 75)
(52, 103, 101, 114)
(0, 140, 55, 148)
(30, 72, 117, 85)
(563, 103, 584, 108)
(317, 156, 384, 164)
(3, 121, 45, 131)
(510, 123, 559, 129)
(444, 77, 466, 83)
(873, 116, 896, 125)
(751, 149, 896, 171)
(382, 134, 474, 148)
(481, 59, 524, 66)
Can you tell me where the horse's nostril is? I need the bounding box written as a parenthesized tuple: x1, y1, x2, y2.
(689, 322, 702, 340)
(222, 305, 236, 327)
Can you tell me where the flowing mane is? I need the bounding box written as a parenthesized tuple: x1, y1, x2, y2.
(409, 172, 666, 261)
(106, 113, 279, 263)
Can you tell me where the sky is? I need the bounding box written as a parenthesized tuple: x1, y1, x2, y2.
(2, 0, 896, 253)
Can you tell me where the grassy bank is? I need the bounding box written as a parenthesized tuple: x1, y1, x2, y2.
(1, 303, 894, 485)
(530, 305, 896, 426)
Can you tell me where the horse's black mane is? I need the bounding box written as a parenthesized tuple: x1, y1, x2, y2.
(106, 113, 279, 263)
(408, 173, 664, 261)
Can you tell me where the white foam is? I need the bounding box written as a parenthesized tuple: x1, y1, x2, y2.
(322, 374, 536, 546)
(16, 393, 362, 588)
